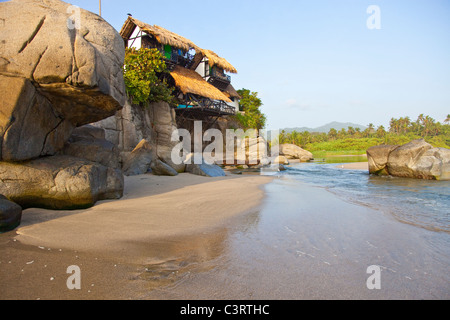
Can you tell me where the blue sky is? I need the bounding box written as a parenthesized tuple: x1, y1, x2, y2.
(3, 0, 450, 130)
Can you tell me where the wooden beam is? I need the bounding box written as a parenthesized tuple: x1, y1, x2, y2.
(189, 52, 204, 71)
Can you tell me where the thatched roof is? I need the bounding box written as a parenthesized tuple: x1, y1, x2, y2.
(120, 17, 137, 40)
(170, 66, 231, 102)
(121, 17, 237, 73)
(200, 49, 237, 74)
(120, 17, 200, 52)
(222, 84, 242, 99)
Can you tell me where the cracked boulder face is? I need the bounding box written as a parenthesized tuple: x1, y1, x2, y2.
(279, 144, 314, 162)
(367, 140, 450, 180)
(0, 155, 124, 210)
(0, 0, 126, 162)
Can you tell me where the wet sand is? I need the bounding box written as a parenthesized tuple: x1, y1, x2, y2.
(1, 170, 448, 300)
(0, 173, 272, 300)
(336, 162, 369, 170)
(142, 177, 450, 300)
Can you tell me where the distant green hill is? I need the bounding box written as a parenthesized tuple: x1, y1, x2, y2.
(282, 122, 367, 133)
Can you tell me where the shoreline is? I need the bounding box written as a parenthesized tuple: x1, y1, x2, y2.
(15, 174, 273, 255)
(1, 166, 447, 300)
(0, 173, 273, 300)
(336, 162, 369, 171)
(140, 176, 449, 300)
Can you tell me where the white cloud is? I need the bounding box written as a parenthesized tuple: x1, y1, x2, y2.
(284, 99, 311, 110)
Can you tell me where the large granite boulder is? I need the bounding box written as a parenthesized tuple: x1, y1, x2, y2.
(148, 101, 185, 173)
(62, 125, 121, 169)
(367, 144, 400, 175)
(122, 139, 154, 176)
(410, 147, 450, 181)
(279, 144, 314, 162)
(387, 140, 449, 180)
(93, 101, 185, 173)
(185, 162, 226, 177)
(186, 163, 225, 177)
(239, 136, 269, 165)
(150, 159, 178, 177)
(272, 155, 290, 165)
(0, 195, 22, 233)
(0, 156, 124, 210)
(184, 153, 226, 177)
(367, 140, 450, 180)
(93, 100, 153, 153)
(0, 0, 125, 162)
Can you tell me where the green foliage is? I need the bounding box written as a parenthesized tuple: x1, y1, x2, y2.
(306, 138, 383, 153)
(234, 89, 267, 130)
(280, 114, 450, 153)
(123, 48, 174, 105)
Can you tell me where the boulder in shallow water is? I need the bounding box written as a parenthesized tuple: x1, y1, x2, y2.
(367, 145, 399, 175)
(367, 140, 450, 180)
(279, 144, 313, 162)
(272, 155, 290, 165)
(386, 140, 450, 180)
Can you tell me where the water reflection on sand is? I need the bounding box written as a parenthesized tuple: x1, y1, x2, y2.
(140, 168, 450, 300)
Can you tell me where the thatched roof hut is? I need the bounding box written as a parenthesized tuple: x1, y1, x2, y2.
(170, 66, 232, 102)
(121, 17, 200, 53)
(200, 49, 237, 74)
(120, 16, 237, 73)
(222, 84, 242, 100)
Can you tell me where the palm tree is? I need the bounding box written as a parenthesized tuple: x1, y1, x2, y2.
(423, 115, 435, 137)
(389, 118, 400, 134)
(328, 128, 338, 140)
(347, 126, 355, 137)
(337, 128, 346, 140)
(291, 131, 300, 145)
(404, 116, 411, 133)
(376, 125, 386, 139)
(445, 114, 450, 125)
(363, 123, 375, 138)
(398, 117, 411, 134)
(416, 114, 425, 136)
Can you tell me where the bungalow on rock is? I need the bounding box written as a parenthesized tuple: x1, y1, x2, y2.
(119, 16, 241, 128)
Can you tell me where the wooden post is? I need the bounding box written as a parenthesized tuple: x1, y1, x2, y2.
(99, 0, 102, 16)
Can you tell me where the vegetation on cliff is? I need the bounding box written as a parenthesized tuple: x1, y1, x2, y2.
(234, 89, 267, 130)
(123, 48, 174, 105)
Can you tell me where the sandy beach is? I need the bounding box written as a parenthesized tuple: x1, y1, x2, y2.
(1, 165, 448, 300)
(337, 162, 369, 170)
(0, 173, 272, 300)
(142, 175, 450, 300)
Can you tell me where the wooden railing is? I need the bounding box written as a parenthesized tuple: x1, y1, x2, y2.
(209, 67, 231, 83)
(164, 51, 195, 68)
(176, 94, 236, 115)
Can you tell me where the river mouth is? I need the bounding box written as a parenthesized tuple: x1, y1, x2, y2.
(281, 162, 450, 234)
(312, 154, 368, 164)
(140, 169, 450, 300)
(140, 163, 449, 299)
